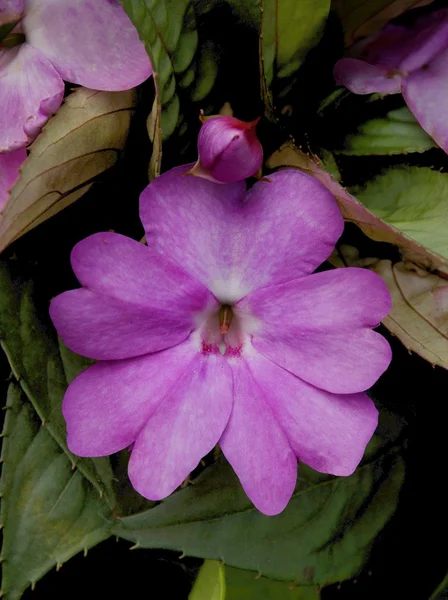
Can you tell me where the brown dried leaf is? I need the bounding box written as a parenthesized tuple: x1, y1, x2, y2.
(0, 87, 136, 252)
(372, 260, 448, 369)
(266, 142, 448, 275)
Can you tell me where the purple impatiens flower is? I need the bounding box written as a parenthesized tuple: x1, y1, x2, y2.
(0, 0, 152, 152)
(334, 8, 448, 152)
(50, 167, 392, 515)
(190, 116, 263, 183)
(0, 148, 25, 210)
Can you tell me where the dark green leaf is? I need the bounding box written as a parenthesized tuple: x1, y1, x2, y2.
(0, 384, 111, 600)
(189, 560, 225, 600)
(430, 572, 448, 599)
(225, 565, 320, 599)
(114, 414, 405, 585)
(0, 260, 115, 508)
(338, 107, 436, 156)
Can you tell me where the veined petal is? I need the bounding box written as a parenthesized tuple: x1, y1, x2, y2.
(0, 148, 26, 211)
(140, 166, 342, 302)
(402, 47, 448, 153)
(242, 268, 392, 394)
(219, 357, 297, 516)
(24, 0, 152, 90)
(63, 342, 197, 457)
(50, 232, 217, 360)
(128, 347, 233, 500)
(244, 349, 378, 476)
(333, 58, 402, 95)
(0, 44, 64, 152)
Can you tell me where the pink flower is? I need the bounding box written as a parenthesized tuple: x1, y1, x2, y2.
(0, 148, 26, 210)
(0, 0, 152, 153)
(190, 116, 263, 183)
(333, 9, 448, 152)
(50, 166, 392, 515)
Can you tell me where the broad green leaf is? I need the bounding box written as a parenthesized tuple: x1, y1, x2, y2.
(372, 260, 448, 370)
(262, 0, 330, 84)
(0, 87, 136, 252)
(267, 143, 448, 275)
(332, 0, 433, 46)
(120, 0, 219, 173)
(0, 260, 115, 507)
(114, 416, 405, 585)
(0, 384, 111, 600)
(225, 566, 320, 599)
(189, 560, 226, 600)
(339, 107, 436, 155)
(355, 167, 448, 261)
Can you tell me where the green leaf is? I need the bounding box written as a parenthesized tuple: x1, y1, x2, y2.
(1, 384, 111, 600)
(225, 566, 320, 599)
(430, 572, 448, 599)
(354, 166, 448, 260)
(189, 560, 226, 600)
(261, 0, 330, 85)
(119, 0, 219, 175)
(339, 107, 437, 155)
(114, 415, 405, 585)
(0, 260, 115, 508)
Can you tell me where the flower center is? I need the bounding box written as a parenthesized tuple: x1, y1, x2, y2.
(219, 304, 233, 334)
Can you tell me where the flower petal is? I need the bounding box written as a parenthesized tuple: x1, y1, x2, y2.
(0, 148, 26, 211)
(244, 349, 378, 476)
(63, 342, 196, 457)
(140, 166, 342, 302)
(333, 58, 402, 95)
(219, 357, 297, 516)
(128, 348, 233, 500)
(70, 232, 213, 312)
(24, 0, 152, 90)
(50, 232, 217, 360)
(243, 268, 392, 394)
(1, 0, 23, 25)
(0, 44, 64, 152)
(402, 47, 448, 153)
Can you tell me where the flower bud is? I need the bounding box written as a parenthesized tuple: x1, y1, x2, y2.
(190, 116, 263, 183)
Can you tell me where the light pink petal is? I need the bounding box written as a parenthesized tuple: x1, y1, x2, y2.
(70, 232, 213, 313)
(252, 328, 391, 395)
(24, 0, 152, 91)
(50, 288, 202, 360)
(50, 232, 217, 360)
(333, 58, 402, 95)
(1, 0, 23, 25)
(402, 47, 448, 153)
(140, 167, 343, 302)
(242, 268, 392, 394)
(128, 348, 233, 500)
(219, 357, 297, 516)
(0, 148, 26, 211)
(0, 44, 64, 152)
(244, 349, 378, 476)
(197, 116, 263, 183)
(63, 342, 196, 457)
(239, 268, 391, 332)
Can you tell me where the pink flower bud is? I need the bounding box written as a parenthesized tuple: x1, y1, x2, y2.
(191, 116, 263, 183)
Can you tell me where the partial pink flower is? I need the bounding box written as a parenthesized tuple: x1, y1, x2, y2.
(50, 167, 392, 516)
(0, 147, 26, 210)
(334, 9, 448, 152)
(190, 116, 263, 183)
(0, 0, 152, 152)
